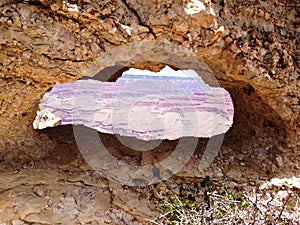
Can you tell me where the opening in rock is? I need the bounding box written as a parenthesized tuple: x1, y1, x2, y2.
(33, 64, 234, 141)
(34, 62, 287, 179)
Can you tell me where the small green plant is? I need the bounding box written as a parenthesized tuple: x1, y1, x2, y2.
(155, 194, 198, 225)
(148, 177, 300, 225)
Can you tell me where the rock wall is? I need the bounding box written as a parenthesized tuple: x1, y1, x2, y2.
(0, 0, 299, 154)
(0, 1, 299, 223)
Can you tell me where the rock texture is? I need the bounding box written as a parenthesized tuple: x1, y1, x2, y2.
(0, 0, 298, 152)
(0, 0, 299, 224)
(33, 66, 234, 140)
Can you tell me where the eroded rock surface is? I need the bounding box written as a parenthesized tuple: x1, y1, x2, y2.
(0, 0, 299, 224)
(0, 0, 298, 152)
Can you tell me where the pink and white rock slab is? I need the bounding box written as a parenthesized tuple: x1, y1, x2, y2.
(33, 66, 234, 140)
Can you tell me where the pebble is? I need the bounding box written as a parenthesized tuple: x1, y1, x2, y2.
(226, 169, 242, 179)
(32, 186, 45, 197)
(275, 155, 284, 167)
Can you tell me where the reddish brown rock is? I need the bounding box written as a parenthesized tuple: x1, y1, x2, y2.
(0, 0, 299, 224)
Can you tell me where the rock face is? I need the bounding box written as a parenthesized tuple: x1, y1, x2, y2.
(0, 0, 298, 152)
(33, 66, 234, 140)
(0, 0, 299, 224)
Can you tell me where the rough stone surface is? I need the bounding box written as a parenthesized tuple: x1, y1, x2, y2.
(0, 0, 299, 224)
(0, 0, 298, 152)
